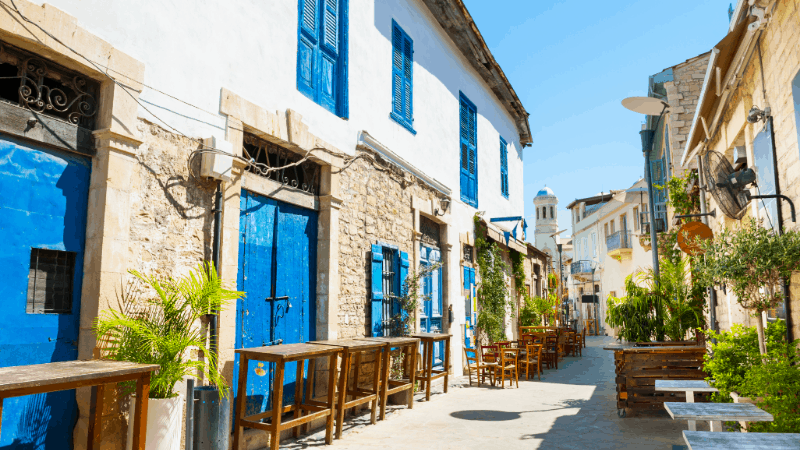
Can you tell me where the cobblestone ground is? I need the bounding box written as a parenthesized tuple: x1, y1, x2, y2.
(278, 336, 701, 449)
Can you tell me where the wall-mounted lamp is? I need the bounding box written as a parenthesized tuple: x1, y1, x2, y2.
(434, 197, 451, 216)
(746, 105, 770, 123)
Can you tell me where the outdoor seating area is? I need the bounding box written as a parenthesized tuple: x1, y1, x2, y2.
(233, 333, 452, 449)
(464, 326, 586, 388)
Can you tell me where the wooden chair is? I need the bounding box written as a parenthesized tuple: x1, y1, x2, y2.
(563, 331, 579, 357)
(542, 335, 558, 369)
(463, 347, 496, 387)
(582, 327, 587, 348)
(492, 348, 519, 388)
(518, 344, 542, 380)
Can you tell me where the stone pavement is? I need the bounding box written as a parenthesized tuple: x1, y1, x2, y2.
(279, 336, 704, 449)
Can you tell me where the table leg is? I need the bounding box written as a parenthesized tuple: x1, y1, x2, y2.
(132, 373, 151, 450)
(370, 349, 381, 424)
(443, 338, 450, 394)
(87, 384, 105, 450)
(0, 397, 4, 439)
(351, 351, 362, 416)
(335, 351, 351, 440)
(425, 341, 433, 401)
(232, 355, 249, 450)
(270, 361, 285, 450)
(379, 347, 391, 420)
(325, 353, 338, 445)
(293, 360, 304, 438)
(304, 357, 316, 434)
(408, 345, 417, 409)
(419, 342, 428, 394)
(710, 420, 722, 432)
(684, 389, 696, 431)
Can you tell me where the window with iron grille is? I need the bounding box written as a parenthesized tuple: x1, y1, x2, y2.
(27, 248, 76, 314)
(242, 133, 321, 195)
(381, 248, 397, 336)
(463, 244, 474, 263)
(419, 215, 440, 248)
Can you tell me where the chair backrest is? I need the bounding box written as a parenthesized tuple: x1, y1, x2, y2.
(464, 347, 478, 365)
(499, 349, 517, 366)
(526, 344, 542, 360)
(481, 345, 498, 362)
(497, 341, 512, 349)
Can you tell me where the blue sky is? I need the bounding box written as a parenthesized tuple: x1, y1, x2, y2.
(462, 0, 733, 237)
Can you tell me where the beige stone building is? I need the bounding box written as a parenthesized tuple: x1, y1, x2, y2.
(675, 0, 800, 340)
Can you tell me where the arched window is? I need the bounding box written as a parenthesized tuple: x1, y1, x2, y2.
(542, 207, 546, 219)
(550, 206, 554, 218)
(536, 208, 539, 220)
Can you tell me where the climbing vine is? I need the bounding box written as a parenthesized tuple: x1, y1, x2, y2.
(473, 214, 514, 343)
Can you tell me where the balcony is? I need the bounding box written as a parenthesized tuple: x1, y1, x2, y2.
(570, 260, 593, 281)
(606, 231, 633, 262)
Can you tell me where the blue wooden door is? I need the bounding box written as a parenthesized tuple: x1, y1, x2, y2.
(0, 136, 90, 449)
(234, 190, 317, 418)
(420, 245, 443, 368)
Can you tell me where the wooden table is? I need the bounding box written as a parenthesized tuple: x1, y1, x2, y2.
(308, 339, 385, 439)
(411, 333, 451, 401)
(233, 343, 342, 450)
(0, 360, 158, 450)
(682, 431, 800, 450)
(664, 402, 773, 432)
(355, 336, 419, 419)
(655, 380, 718, 431)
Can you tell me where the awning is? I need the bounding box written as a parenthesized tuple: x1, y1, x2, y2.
(681, 16, 757, 167)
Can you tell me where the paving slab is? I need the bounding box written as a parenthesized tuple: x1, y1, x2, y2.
(274, 336, 701, 449)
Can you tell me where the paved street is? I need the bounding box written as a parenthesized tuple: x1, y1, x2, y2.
(283, 336, 699, 449)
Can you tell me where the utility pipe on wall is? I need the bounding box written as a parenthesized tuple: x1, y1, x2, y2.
(209, 181, 223, 357)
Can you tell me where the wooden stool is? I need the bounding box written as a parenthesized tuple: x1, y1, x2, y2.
(410, 333, 452, 401)
(356, 336, 419, 419)
(309, 339, 385, 439)
(233, 344, 342, 450)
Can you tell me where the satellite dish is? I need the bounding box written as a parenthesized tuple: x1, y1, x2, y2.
(703, 150, 756, 219)
(677, 221, 714, 255)
(621, 97, 670, 115)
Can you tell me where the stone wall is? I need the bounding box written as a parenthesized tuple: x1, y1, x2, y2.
(665, 52, 711, 173)
(337, 146, 440, 340)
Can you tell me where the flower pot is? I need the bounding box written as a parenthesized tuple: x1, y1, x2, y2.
(126, 381, 185, 450)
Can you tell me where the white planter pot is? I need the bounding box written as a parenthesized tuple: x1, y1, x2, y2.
(127, 381, 185, 450)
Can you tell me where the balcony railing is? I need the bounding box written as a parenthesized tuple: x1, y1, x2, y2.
(606, 231, 633, 252)
(571, 260, 592, 275)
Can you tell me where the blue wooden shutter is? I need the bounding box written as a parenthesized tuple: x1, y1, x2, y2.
(459, 94, 478, 206)
(391, 22, 414, 130)
(297, 0, 318, 98)
(399, 251, 409, 326)
(321, 0, 338, 53)
(391, 23, 403, 117)
(318, 0, 339, 112)
(402, 34, 413, 123)
(463, 266, 470, 290)
(500, 137, 509, 198)
(370, 244, 383, 337)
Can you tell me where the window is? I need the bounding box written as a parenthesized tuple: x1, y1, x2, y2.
(499, 137, 509, 198)
(371, 244, 408, 336)
(633, 207, 639, 230)
(610, 220, 616, 234)
(550, 206, 554, 218)
(591, 232, 597, 257)
(459, 93, 478, 207)
(582, 237, 588, 260)
(620, 213, 627, 231)
(536, 208, 539, 220)
(463, 244, 474, 263)
(604, 223, 609, 238)
(542, 207, 546, 219)
(390, 21, 414, 133)
(27, 248, 76, 314)
(297, 0, 348, 117)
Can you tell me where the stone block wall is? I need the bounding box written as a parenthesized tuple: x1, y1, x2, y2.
(665, 52, 711, 173)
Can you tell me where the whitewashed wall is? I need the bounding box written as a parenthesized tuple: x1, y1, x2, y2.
(36, 0, 525, 221)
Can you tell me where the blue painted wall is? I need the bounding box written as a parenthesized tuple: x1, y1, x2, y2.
(234, 190, 317, 419)
(0, 136, 91, 449)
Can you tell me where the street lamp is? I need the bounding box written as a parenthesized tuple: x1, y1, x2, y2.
(621, 96, 669, 283)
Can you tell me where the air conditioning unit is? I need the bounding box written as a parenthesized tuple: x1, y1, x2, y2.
(201, 136, 233, 181)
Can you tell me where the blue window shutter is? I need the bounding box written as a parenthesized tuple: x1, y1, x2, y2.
(463, 266, 469, 290)
(321, 0, 338, 54)
(300, 0, 317, 37)
(297, 0, 318, 98)
(402, 35, 413, 123)
(399, 251, 409, 326)
(391, 23, 403, 117)
(500, 137, 509, 198)
(470, 268, 476, 289)
(370, 244, 383, 337)
(390, 22, 414, 132)
(297, 0, 347, 117)
(459, 94, 478, 206)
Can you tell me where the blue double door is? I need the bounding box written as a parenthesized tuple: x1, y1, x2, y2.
(419, 245, 444, 368)
(234, 190, 317, 416)
(0, 136, 91, 449)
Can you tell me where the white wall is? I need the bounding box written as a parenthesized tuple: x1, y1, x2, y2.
(37, 0, 525, 222)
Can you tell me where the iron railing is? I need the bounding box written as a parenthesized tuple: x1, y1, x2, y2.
(570, 260, 592, 275)
(606, 231, 633, 252)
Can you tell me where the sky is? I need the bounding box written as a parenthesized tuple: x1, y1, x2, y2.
(462, 0, 734, 238)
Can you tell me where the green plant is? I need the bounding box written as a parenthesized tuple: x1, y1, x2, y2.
(390, 262, 441, 336)
(658, 170, 700, 217)
(94, 262, 244, 399)
(473, 214, 514, 343)
(697, 219, 800, 353)
(703, 321, 800, 432)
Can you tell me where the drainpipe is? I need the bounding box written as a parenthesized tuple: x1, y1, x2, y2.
(697, 155, 717, 340)
(210, 180, 223, 357)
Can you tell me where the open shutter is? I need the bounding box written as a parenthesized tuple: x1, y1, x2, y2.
(297, 0, 319, 98)
(398, 251, 409, 326)
(370, 244, 383, 337)
(392, 24, 403, 117)
(402, 35, 413, 123)
(321, 0, 338, 54)
(500, 138, 508, 198)
(300, 0, 318, 37)
(460, 96, 478, 206)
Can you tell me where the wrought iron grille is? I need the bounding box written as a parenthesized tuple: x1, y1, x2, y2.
(570, 260, 592, 275)
(606, 231, 633, 252)
(27, 248, 76, 314)
(242, 133, 321, 195)
(381, 248, 396, 337)
(463, 244, 474, 263)
(419, 216, 440, 248)
(0, 41, 98, 129)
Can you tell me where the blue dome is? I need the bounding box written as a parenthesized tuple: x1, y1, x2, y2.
(536, 187, 555, 197)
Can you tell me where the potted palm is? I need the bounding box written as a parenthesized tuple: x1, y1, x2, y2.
(95, 262, 244, 450)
